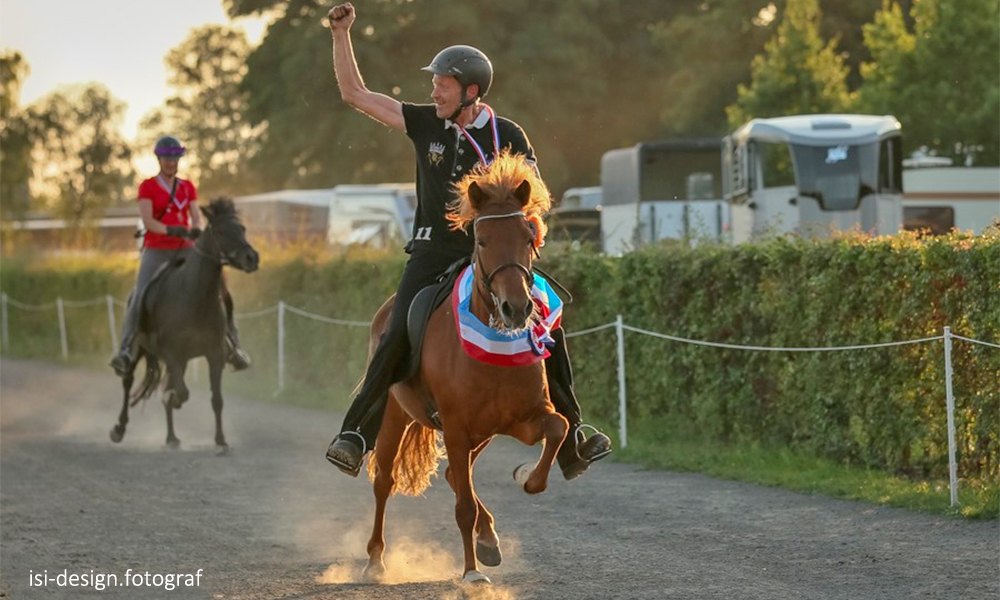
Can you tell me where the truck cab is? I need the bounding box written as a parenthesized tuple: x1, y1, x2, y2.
(723, 114, 904, 243)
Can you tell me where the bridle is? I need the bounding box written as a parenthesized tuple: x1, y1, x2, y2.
(191, 219, 251, 267)
(472, 211, 538, 329)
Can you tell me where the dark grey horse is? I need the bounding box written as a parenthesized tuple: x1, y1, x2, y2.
(110, 198, 259, 451)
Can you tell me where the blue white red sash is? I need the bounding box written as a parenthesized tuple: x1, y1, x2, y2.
(451, 264, 563, 366)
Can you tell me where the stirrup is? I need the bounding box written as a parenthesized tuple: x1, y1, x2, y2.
(570, 424, 611, 462)
(325, 431, 368, 477)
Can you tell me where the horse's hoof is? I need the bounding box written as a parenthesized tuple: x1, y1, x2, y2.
(362, 561, 386, 583)
(215, 444, 230, 456)
(476, 541, 502, 567)
(166, 438, 181, 449)
(461, 570, 491, 585)
(512, 462, 535, 489)
(109, 427, 124, 443)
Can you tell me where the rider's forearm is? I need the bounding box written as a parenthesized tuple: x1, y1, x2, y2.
(332, 29, 367, 107)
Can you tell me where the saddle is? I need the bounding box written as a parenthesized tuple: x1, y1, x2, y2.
(403, 256, 470, 382)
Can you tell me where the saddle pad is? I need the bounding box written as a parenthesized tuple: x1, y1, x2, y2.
(451, 264, 563, 367)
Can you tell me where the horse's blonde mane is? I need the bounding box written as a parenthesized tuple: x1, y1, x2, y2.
(447, 150, 552, 239)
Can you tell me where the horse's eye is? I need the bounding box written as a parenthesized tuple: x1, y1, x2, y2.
(477, 240, 486, 248)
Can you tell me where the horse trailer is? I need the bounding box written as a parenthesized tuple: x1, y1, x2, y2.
(901, 161, 1000, 234)
(599, 139, 727, 254)
(723, 114, 904, 243)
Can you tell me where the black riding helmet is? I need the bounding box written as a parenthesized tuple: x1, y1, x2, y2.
(154, 135, 186, 158)
(422, 45, 493, 119)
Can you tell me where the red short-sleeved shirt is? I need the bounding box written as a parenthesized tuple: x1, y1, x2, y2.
(137, 175, 198, 250)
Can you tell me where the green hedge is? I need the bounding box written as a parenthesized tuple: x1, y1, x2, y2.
(2, 230, 997, 483)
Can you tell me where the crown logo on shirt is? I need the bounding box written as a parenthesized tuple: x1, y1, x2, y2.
(427, 142, 446, 166)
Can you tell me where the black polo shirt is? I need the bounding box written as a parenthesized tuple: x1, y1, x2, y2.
(402, 102, 536, 256)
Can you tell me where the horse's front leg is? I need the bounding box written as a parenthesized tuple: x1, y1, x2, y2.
(110, 360, 137, 443)
(510, 409, 568, 495)
(162, 358, 188, 448)
(364, 392, 411, 583)
(446, 440, 501, 567)
(207, 355, 228, 453)
(443, 432, 488, 585)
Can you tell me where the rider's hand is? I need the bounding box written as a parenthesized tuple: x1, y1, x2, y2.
(165, 226, 188, 238)
(327, 3, 355, 31)
(187, 227, 202, 240)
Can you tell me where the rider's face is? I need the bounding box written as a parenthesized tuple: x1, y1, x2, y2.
(431, 75, 463, 119)
(158, 156, 180, 177)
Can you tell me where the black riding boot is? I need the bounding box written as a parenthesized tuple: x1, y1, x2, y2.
(326, 325, 408, 477)
(546, 329, 612, 480)
(110, 290, 140, 377)
(222, 291, 251, 371)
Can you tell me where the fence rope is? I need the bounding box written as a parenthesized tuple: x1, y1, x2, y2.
(283, 304, 370, 327)
(951, 334, 1000, 350)
(621, 324, 944, 351)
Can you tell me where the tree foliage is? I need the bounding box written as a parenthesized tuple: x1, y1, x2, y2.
(1, 51, 34, 220)
(726, 0, 853, 128)
(857, 0, 1000, 164)
(30, 84, 134, 226)
(139, 25, 264, 197)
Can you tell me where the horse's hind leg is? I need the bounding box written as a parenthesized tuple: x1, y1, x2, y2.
(364, 394, 411, 583)
(510, 410, 568, 495)
(207, 356, 228, 453)
(446, 440, 501, 567)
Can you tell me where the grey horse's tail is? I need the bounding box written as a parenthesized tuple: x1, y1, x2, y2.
(130, 355, 162, 406)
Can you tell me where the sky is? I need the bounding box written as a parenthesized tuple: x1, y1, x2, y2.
(1, 0, 268, 143)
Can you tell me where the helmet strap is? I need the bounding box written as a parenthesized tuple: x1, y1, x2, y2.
(449, 85, 478, 122)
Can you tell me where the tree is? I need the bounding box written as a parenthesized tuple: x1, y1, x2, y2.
(139, 25, 264, 196)
(1, 51, 34, 221)
(30, 84, 134, 227)
(857, 0, 1000, 164)
(726, 0, 852, 128)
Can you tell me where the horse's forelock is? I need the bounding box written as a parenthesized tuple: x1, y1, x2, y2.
(207, 197, 238, 221)
(447, 150, 551, 232)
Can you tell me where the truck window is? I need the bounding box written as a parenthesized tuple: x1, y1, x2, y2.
(903, 207, 954, 235)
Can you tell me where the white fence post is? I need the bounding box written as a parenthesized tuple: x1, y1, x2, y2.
(57, 297, 68, 360)
(943, 326, 959, 507)
(1, 293, 8, 353)
(277, 301, 286, 392)
(616, 314, 628, 449)
(106, 295, 118, 354)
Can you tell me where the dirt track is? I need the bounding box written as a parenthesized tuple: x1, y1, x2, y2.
(1, 358, 997, 599)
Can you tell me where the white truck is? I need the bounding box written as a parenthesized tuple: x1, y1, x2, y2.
(234, 183, 416, 248)
(722, 114, 904, 243)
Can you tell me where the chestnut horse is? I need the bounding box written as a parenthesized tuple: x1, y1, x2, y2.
(362, 151, 567, 585)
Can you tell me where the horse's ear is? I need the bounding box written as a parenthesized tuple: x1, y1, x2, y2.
(514, 179, 532, 207)
(200, 205, 211, 221)
(468, 182, 486, 211)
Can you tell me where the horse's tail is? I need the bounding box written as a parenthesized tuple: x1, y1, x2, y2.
(367, 422, 443, 497)
(130, 355, 162, 406)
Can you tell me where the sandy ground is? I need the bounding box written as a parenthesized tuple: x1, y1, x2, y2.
(0, 358, 997, 600)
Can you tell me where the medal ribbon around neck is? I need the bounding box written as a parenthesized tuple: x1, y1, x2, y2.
(456, 104, 501, 167)
(156, 175, 188, 212)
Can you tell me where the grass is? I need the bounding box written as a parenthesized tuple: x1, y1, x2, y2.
(611, 416, 999, 519)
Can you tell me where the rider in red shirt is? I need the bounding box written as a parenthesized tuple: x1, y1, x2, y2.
(110, 136, 251, 376)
